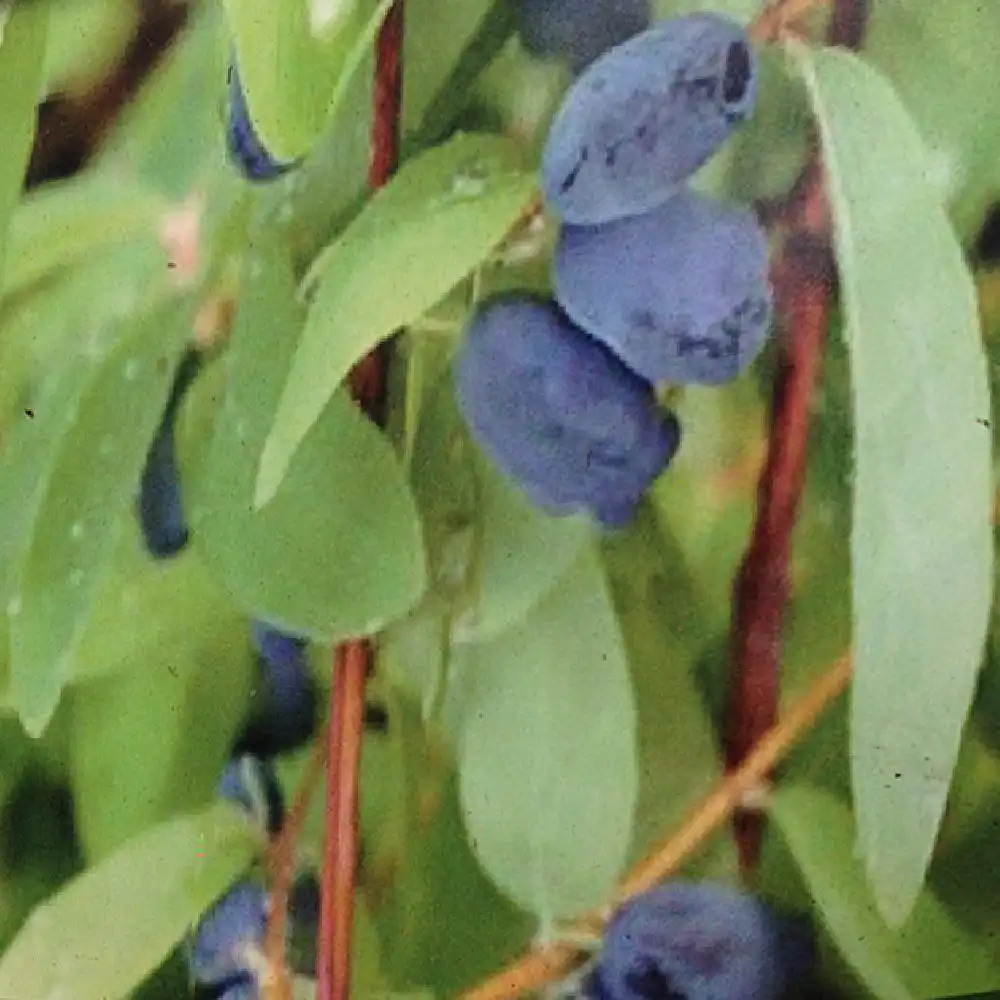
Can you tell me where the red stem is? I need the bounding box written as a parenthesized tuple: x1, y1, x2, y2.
(725, 0, 868, 873)
(317, 6, 405, 1000)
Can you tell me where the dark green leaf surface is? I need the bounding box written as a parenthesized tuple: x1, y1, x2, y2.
(192, 242, 425, 640)
(0, 2, 49, 288)
(7, 301, 192, 736)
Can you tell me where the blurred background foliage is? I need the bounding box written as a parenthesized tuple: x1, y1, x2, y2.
(0, 1, 999, 999)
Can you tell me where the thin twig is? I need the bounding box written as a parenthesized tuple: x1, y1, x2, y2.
(317, 7, 406, 1000)
(263, 734, 329, 1000)
(724, 0, 869, 873)
(458, 656, 853, 1000)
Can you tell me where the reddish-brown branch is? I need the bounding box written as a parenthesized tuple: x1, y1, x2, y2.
(318, 643, 372, 1000)
(317, 7, 405, 1000)
(725, 0, 869, 872)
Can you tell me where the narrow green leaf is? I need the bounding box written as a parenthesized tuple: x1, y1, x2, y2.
(456, 545, 637, 923)
(192, 242, 425, 640)
(222, 0, 393, 160)
(772, 785, 1000, 1000)
(0, 175, 165, 299)
(791, 43, 994, 925)
(0, 803, 262, 1000)
(0, 2, 49, 287)
(255, 133, 537, 508)
(8, 301, 191, 735)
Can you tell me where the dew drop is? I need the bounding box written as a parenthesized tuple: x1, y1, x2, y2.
(70, 521, 84, 540)
(123, 359, 140, 380)
(6, 595, 21, 617)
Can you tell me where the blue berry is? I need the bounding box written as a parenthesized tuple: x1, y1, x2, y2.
(234, 623, 317, 758)
(454, 294, 680, 529)
(195, 976, 259, 1000)
(137, 349, 202, 559)
(188, 882, 268, 987)
(587, 883, 813, 1000)
(553, 188, 771, 385)
(541, 13, 757, 224)
(519, 0, 650, 73)
(226, 64, 296, 183)
(217, 755, 285, 836)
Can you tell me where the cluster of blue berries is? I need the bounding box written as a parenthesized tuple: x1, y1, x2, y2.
(584, 882, 813, 1000)
(456, 12, 772, 530)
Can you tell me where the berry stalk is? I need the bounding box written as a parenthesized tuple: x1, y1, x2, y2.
(725, 0, 869, 871)
(317, 7, 405, 1000)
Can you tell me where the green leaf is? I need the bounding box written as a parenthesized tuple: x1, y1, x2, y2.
(192, 242, 425, 640)
(222, 0, 394, 161)
(864, 1, 1000, 239)
(0, 803, 262, 1000)
(255, 133, 538, 508)
(772, 785, 1000, 1000)
(455, 457, 591, 643)
(7, 301, 191, 736)
(0, 2, 49, 287)
(792, 43, 994, 925)
(67, 528, 253, 859)
(0, 175, 165, 299)
(456, 545, 637, 923)
(600, 506, 737, 879)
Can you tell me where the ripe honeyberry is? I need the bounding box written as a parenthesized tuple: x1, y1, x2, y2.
(541, 12, 757, 224)
(188, 881, 268, 988)
(234, 623, 317, 759)
(137, 349, 202, 559)
(587, 882, 813, 1000)
(454, 294, 680, 529)
(217, 755, 285, 836)
(553, 188, 771, 385)
(518, 0, 650, 74)
(227, 64, 296, 182)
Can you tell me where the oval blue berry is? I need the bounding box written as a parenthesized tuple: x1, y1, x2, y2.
(541, 13, 757, 224)
(454, 294, 680, 529)
(188, 882, 268, 987)
(235, 623, 317, 759)
(137, 349, 202, 559)
(519, 0, 650, 74)
(588, 882, 813, 1000)
(226, 64, 297, 183)
(553, 188, 771, 385)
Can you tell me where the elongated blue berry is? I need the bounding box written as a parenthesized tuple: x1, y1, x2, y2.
(541, 13, 757, 224)
(553, 188, 771, 385)
(137, 349, 202, 559)
(226, 64, 296, 182)
(455, 294, 680, 529)
(519, 0, 650, 73)
(587, 882, 813, 1000)
(189, 882, 268, 987)
(234, 622, 317, 758)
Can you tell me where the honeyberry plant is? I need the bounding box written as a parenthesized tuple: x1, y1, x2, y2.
(1, 0, 1000, 998)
